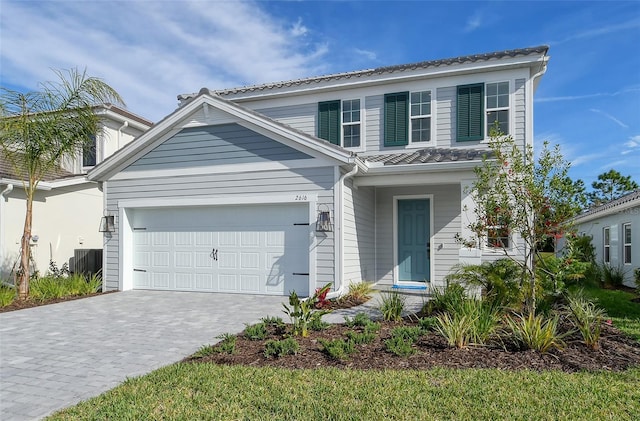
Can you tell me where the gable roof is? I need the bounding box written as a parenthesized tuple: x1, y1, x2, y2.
(178, 45, 549, 101)
(88, 89, 357, 181)
(574, 190, 640, 224)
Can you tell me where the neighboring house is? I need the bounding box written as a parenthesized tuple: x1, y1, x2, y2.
(571, 190, 640, 288)
(0, 104, 152, 281)
(88, 46, 549, 297)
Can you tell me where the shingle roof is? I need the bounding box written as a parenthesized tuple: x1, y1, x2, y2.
(0, 153, 77, 182)
(362, 147, 492, 166)
(178, 45, 548, 101)
(576, 190, 640, 220)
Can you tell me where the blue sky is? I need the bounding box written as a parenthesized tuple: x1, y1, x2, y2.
(1, 0, 639, 188)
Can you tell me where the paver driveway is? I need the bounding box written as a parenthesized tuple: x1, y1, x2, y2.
(0, 290, 286, 420)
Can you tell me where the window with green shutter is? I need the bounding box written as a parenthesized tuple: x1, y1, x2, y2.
(457, 84, 484, 142)
(384, 92, 409, 146)
(318, 100, 341, 145)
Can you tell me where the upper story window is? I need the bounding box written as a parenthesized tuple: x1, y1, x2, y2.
(457, 81, 510, 142)
(384, 90, 432, 147)
(486, 82, 509, 135)
(603, 227, 611, 264)
(318, 99, 362, 148)
(410, 91, 431, 143)
(82, 135, 97, 167)
(342, 99, 361, 148)
(623, 223, 632, 264)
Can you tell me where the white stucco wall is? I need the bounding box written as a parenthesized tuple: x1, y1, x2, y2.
(0, 182, 103, 281)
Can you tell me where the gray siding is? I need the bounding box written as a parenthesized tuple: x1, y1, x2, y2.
(364, 95, 382, 152)
(103, 166, 336, 291)
(256, 103, 316, 136)
(436, 86, 455, 147)
(124, 124, 311, 171)
(374, 185, 461, 288)
(574, 207, 640, 288)
(514, 78, 526, 148)
(343, 180, 375, 284)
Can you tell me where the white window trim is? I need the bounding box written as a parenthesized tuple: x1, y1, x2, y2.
(603, 226, 611, 264)
(623, 223, 632, 265)
(341, 98, 365, 152)
(408, 90, 433, 146)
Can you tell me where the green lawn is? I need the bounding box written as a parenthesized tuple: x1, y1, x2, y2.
(574, 285, 640, 341)
(48, 365, 640, 420)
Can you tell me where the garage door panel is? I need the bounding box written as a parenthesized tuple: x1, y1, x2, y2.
(132, 204, 309, 295)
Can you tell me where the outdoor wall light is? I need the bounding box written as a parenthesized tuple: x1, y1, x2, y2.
(316, 205, 333, 232)
(99, 215, 115, 233)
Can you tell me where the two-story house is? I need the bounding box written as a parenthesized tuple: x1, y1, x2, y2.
(0, 104, 152, 280)
(88, 46, 549, 297)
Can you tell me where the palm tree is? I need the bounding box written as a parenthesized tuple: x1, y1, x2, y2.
(0, 68, 124, 299)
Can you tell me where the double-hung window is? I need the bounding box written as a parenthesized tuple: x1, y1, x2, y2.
(410, 91, 431, 143)
(623, 223, 632, 264)
(603, 227, 611, 264)
(457, 81, 509, 141)
(486, 82, 509, 135)
(318, 99, 361, 148)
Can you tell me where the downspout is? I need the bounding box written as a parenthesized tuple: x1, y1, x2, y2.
(0, 184, 15, 278)
(327, 164, 359, 300)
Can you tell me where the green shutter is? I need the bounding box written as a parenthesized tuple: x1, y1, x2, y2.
(384, 92, 409, 146)
(318, 100, 340, 145)
(457, 84, 484, 141)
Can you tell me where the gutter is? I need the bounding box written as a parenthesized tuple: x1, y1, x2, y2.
(327, 164, 359, 300)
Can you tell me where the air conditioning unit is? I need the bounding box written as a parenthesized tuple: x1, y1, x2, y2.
(72, 249, 103, 277)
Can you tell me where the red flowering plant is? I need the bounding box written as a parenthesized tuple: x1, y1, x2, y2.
(460, 124, 585, 314)
(314, 285, 331, 309)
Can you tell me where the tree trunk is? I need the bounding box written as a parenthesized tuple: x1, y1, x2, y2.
(18, 190, 34, 300)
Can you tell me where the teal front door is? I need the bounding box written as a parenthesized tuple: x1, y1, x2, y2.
(397, 199, 430, 282)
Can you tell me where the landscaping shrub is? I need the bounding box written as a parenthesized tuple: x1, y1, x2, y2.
(264, 338, 300, 358)
(261, 316, 287, 334)
(435, 312, 476, 348)
(434, 299, 501, 347)
(344, 312, 372, 328)
(308, 313, 330, 331)
(384, 336, 416, 356)
(345, 281, 375, 301)
(418, 316, 438, 332)
(0, 284, 16, 307)
(244, 322, 268, 340)
(427, 282, 466, 315)
(319, 338, 355, 360)
(193, 333, 237, 357)
(506, 312, 566, 353)
(346, 330, 377, 345)
(565, 291, 606, 350)
(390, 326, 423, 343)
(30, 276, 66, 300)
(635, 268, 640, 290)
(601, 263, 626, 287)
(282, 283, 331, 337)
(363, 321, 381, 334)
(379, 290, 405, 321)
(445, 259, 523, 309)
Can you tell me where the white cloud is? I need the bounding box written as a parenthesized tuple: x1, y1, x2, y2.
(354, 48, 377, 61)
(548, 19, 640, 45)
(535, 86, 640, 103)
(0, 0, 330, 122)
(590, 109, 628, 128)
(465, 12, 483, 32)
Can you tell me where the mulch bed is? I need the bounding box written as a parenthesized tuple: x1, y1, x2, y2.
(188, 318, 640, 373)
(0, 291, 116, 313)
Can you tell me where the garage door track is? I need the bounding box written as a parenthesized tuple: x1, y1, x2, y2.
(0, 290, 286, 420)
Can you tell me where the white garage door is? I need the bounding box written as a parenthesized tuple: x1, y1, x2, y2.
(131, 203, 310, 296)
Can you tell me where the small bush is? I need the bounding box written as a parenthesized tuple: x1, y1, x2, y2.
(634, 268, 640, 290)
(319, 338, 355, 360)
(261, 316, 287, 334)
(0, 284, 16, 307)
(65, 273, 102, 296)
(565, 292, 606, 350)
(346, 330, 377, 345)
(344, 312, 372, 328)
(244, 322, 268, 340)
(345, 281, 375, 301)
(434, 312, 476, 348)
(601, 263, 626, 287)
(418, 317, 438, 332)
(390, 326, 423, 343)
(379, 291, 405, 321)
(434, 299, 500, 347)
(30, 276, 66, 300)
(385, 336, 416, 357)
(506, 313, 566, 353)
(427, 283, 466, 315)
(363, 321, 381, 334)
(192, 344, 217, 358)
(195, 333, 236, 356)
(308, 313, 330, 331)
(264, 338, 300, 358)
